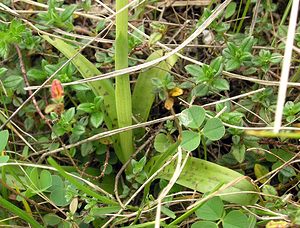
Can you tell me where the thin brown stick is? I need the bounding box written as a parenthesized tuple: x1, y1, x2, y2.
(99, 149, 110, 179)
(15, 45, 49, 125)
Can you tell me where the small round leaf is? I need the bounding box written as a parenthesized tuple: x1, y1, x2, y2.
(223, 210, 248, 228)
(191, 221, 218, 228)
(195, 197, 224, 221)
(181, 130, 201, 151)
(179, 106, 206, 129)
(203, 118, 225, 141)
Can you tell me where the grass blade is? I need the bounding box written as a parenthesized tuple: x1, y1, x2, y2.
(115, 0, 133, 163)
(0, 196, 43, 228)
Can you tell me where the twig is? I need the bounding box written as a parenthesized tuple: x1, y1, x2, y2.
(15, 45, 49, 125)
(99, 148, 110, 179)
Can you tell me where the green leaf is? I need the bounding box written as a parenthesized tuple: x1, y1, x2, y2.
(77, 103, 94, 113)
(0, 67, 7, 76)
(63, 108, 75, 122)
(90, 206, 121, 216)
(71, 84, 91, 91)
(154, 133, 173, 153)
(212, 78, 229, 91)
(72, 124, 85, 136)
(231, 144, 246, 163)
(225, 59, 240, 71)
(191, 221, 218, 228)
(203, 118, 225, 141)
(241, 36, 255, 52)
(0, 155, 9, 163)
(81, 142, 94, 157)
(195, 197, 224, 221)
(50, 187, 69, 207)
(27, 68, 47, 81)
(223, 210, 248, 228)
(43, 213, 61, 226)
(149, 32, 162, 45)
(39, 170, 52, 190)
(185, 64, 202, 77)
(191, 84, 209, 97)
(0, 130, 9, 152)
(90, 112, 104, 128)
(181, 130, 201, 151)
(161, 206, 176, 219)
(146, 155, 259, 205)
(262, 185, 277, 201)
(254, 164, 269, 183)
(61, 5, 77, 22)
(225, 2, 237, 19)
(247, 214, 257, 228)
(210, 57, 223, 75)
(179, 106, 206, 129)
(0, 196, 43, 228)
(132, 50, 178, 137)
(3, 75, 23, 89)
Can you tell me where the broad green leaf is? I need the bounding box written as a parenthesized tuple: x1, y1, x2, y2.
(63, 108, 75, 122)
(154, 133, 173, 153)
(231, 144, 246, 163)
(61, 5, 77, 22)
(225, 59, 240, 71)
(225, 2, 237, 19)
(185, 64, 202, 77)
(0, 130, 9, 152)
(191, 84, 209, 97)
(191, 221, 218, 228)
(223, 210, 248, 228)
(44, 213, 61, 226)
(90, 206, 121, 216)
(90, 112, 104, 128)
(262, 185, 277, 201)
(254, 164, 269, 183)
(247, 214, 257, 228)
(50, 187, 69, 207)
(212, 78, 230, 91)
(146, 155, 258, 205)
(179, 106, 206, 129)
(27, 68, 47, 81)
(77, 103, 94, 113)
(279, 166, 296, 178)
(195, 197, 224, 221)
(39, 170, 52, 190)
(3, 75, 23, 89)
(211, 56, 223, 75)
(0, 67, 7, 76)
(181, 130, 201, 151)
(132, 50, 178, 127)
(203, 118, 225, 141)
(0, 155, 9, 163)
(81, 142, 93, 157)
(72, 124, 85, 136)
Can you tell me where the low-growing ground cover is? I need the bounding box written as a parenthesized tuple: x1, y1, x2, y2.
(0, 0, 299, 227)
